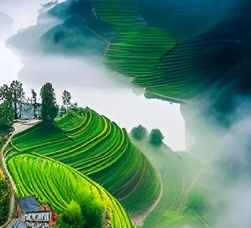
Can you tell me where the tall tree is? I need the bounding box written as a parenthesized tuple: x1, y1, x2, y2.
(62, 90, 71, 110)
(131, 125, 148, 141)
(9, 80, 25, 119)
(0, 84, 12, 104)
(31, 89, 38, 119)
(0, 102, 14, 133)
(149, 129, 164, 147)
(40, 83, 58, 122)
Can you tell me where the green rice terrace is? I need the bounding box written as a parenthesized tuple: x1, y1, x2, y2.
(4, 108, 161, 217)
(1, 0, 250, 227)
(2, 107, 225, 228)
(23, 0, 245, 105)
(7, 0, 246, 105)
(7, 154, 134, 228)
(1, 103, 225, 228)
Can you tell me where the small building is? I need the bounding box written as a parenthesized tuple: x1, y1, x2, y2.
(13, 196, 56, 228)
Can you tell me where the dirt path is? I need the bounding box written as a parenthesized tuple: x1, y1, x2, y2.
(0, 120, 41, 228)
(178, 168, 205, 210)
(183, 168, 204, 201)
(132, 175, 163, 227)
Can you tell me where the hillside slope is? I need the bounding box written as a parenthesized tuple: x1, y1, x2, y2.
(5, 108, 161, 216)
(7, 0, 251, 104)
(40, 0, 251, 103)
(132, 141, 224, 228)
(7, 153, 134, 228)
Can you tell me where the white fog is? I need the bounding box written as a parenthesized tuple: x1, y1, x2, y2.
(0, 0, 186, 151)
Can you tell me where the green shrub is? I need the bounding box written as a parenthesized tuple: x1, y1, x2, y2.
(57, 195, 105, 228)
(78, 193, 105, 228)
(186, 194, 208, 215)
(61, 201, 86, 227)
(149, 129, 164, 146)
(131, 125, 148, 141)
(0, 102, 14, 135)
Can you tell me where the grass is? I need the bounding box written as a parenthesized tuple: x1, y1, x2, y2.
(6, 108, 161, 216)
(7, 153, 134, 228)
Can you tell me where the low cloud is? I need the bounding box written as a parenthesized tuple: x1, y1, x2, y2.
(183, 95, 251, 228)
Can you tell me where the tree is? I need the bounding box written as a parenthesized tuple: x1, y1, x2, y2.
(131, 125, 148, 141)
(149, 129, 164, 146)
(0, 84, 12, 104)
(186, 194, 208, 215)
(0, 102, 14, 134)
(62, 90, 71, 110)
(40, 83, 58, 122)
(10, 80, 25, 119)
(31, 89, 38, 119)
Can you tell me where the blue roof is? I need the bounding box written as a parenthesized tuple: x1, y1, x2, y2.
(17, 196, 41, 213)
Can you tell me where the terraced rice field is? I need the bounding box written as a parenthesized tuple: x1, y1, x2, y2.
(7, 154, 134, 228)
(39, 0, 239, 103)
(5, 108, 161, 215)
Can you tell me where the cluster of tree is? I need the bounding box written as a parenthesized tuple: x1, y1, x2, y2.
(57, 195, 105, 228)
(131, 125, 164, 146)
(0, 176, 10, 225)
(0, 80, 24, 133)
(40, 83, 78, 121)
(0, 80, 77, 134)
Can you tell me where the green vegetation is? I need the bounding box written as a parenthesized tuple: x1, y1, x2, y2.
(149, 129, 164, 147)
(7, 154, 134, 228)
(10, 80, 25, 119)
(58, 196, 105, 228)
(186, 193, 208, 216)
(3, 1, 245, 227)
(62, 90, 71, 110)
(105, 27, 175, 87)
(6, 108, 160, 215)
(0, 174, 10, 226)
(60, 90, 74, 116)
(131, 125, 148, 141)
(0, 103, 14, 135)
(0, 81, 25, 119)
(132, 140, 223, 228)
(57, 201, 86, 228)
(31, 89, 38, 119)
(35, 0, 244, 104)
(40, 82, 58, 122)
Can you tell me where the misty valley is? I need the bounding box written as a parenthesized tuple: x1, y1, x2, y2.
(1, 1, 251, 228)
